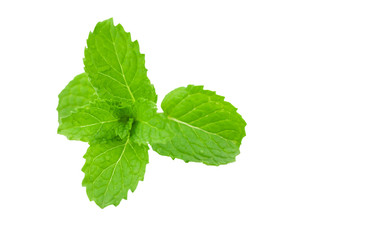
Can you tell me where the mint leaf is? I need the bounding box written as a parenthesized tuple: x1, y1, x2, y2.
(84, 18, 157, 104)
(151, 85, 246, 165)
(57, 73, 97, 120)
(58, 100, 132, 143)
(82, 137, 148, 208)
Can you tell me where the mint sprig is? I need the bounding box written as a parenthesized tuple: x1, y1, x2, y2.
(57, 18, 246, 208)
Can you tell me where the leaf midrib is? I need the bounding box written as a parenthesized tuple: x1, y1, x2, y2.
(167, 116, 235, 144)
(109, 32, 135, 103)
(73, 119, 118, 129)
(101, 138, 129, 207)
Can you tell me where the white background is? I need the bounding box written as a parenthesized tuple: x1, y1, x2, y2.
(0, 0, 376, 239)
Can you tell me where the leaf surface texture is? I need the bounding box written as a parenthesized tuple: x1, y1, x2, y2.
(57, 73, 97, 120)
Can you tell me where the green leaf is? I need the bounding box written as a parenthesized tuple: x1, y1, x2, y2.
(130, 100, 174, 145)
(57, 73, 97, 120)
(58, 100, 132, 143)
(82, 137, 149, 208)
(84, 18, 157, 104)
(151, 85, 246, 166)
